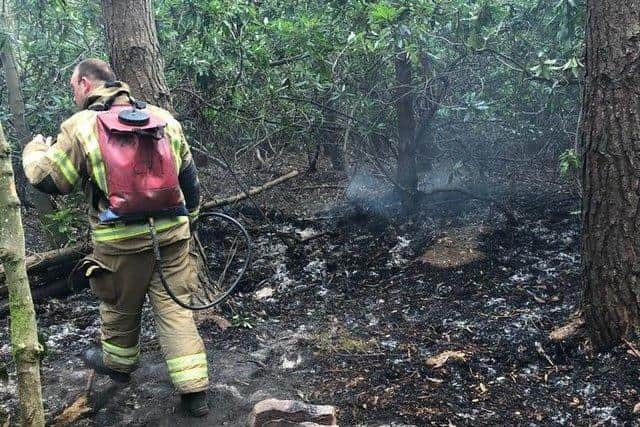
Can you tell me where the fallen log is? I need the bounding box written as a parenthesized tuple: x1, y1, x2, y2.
(0, 170, 299, 297)
(0, 244, 90, 291)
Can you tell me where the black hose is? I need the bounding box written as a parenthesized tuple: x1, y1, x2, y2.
(149, 213, 251, 310)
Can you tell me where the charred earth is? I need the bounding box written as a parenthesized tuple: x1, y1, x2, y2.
(0, 170, 635, 426)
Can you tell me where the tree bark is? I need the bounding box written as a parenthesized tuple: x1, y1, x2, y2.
(0, 123, 44, 426)
(0, 1, 54, 215)
(581, 0, 640, 349)
(321, 95, 345, 171)
(101, 0, 173, 111)
(415, 55, 447, 173)
(394, 50, 417, 208)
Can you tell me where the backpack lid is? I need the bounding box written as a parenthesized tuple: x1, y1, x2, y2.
(118, 108, 150, 126)
(97, 108, 166, 133)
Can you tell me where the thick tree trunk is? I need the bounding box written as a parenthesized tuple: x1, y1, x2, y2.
(0, 2, 54, 215)
(394, 51, 417, 208)
(581, 0, 640, 349)
(101, 0, 172, 111)
(0, 123, 44, 426)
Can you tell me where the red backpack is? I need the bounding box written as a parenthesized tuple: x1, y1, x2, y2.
(95, 105, 186, 223)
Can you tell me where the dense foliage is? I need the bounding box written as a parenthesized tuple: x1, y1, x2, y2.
(1, 0, 584, 190)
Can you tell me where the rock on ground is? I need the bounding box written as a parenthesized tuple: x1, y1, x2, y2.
(249, 399, 337, 427)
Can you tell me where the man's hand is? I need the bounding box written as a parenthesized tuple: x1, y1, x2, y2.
(31, 134, 53, 146)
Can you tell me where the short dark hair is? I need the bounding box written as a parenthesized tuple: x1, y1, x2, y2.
(75, 58, 116, 83)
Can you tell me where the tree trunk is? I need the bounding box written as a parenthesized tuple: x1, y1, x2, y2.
(101, 0, 173, 111)
(0, 1, 54, 215)
(321, 95, 345, 171)
(394, 50, 417, 208)
(581, 0, 640, 349)
(0, 123, 44, 426)
(415, 55, 447, 173)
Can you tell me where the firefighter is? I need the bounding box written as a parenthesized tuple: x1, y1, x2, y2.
(22, 58, 210, 417)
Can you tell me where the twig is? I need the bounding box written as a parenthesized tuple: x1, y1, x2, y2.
(85, 370, 95, 396)
(623, 338, 640, 359)
(534, 341, 556, 368)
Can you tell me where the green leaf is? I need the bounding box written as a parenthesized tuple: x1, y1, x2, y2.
(370, 2, 400, 24)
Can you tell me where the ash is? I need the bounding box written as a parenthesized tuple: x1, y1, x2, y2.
(2, 187, 639, 426)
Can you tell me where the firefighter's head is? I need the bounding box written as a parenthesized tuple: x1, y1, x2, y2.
(70, 59, 116, 108)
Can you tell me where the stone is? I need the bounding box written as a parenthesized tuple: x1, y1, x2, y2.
(249, 390, 273, 405)
(248, 398, 337, 427)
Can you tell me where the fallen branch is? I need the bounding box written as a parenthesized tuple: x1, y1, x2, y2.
(202, 170, 299, 210)
(0, 244, 89, 282)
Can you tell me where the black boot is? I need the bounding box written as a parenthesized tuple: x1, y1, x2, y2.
(181, 391, 209, 417)
(81, 346, 130, 383)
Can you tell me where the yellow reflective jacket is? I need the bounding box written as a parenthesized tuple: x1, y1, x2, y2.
(23, 83, 198, 254)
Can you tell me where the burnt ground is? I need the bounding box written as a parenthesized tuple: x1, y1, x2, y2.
(1, 165, 639, 426)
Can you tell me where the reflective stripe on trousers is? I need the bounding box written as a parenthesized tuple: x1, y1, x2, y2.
(166, 352, 208, 386)
(102, 340, 139, 371)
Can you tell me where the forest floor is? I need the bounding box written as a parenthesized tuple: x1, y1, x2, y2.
(1, 160, 639, 426)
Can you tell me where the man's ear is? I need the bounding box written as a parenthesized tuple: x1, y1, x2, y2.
(80, 76, 93, 94)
